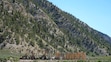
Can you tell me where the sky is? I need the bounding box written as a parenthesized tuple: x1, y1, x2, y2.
(48, 0, 111, 37)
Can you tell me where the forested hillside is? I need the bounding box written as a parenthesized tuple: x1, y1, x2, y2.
(0, 0, 111, 59)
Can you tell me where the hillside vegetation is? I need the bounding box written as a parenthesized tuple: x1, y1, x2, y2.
(0, 0, 111, 59)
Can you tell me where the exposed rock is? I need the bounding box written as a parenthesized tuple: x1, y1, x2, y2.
(0, 0, 111, 58)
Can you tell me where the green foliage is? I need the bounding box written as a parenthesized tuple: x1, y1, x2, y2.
(0, 0, 111, 58)
(77, 60, 85, 62)
(16, 38, 19, 45)
(35, 0, 111, 56)
(37, 39, 44, 48)
(30, 41, 35, 47)
(0, 58, 7, 62)
(0, 49, 20, 62)
(97, 60, 101, 62)
(0, 35, 5, 43)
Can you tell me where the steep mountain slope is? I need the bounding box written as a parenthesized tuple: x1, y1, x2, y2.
(0, 0, 111, 58)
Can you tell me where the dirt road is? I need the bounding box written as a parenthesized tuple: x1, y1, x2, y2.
(19, 60, 59, 62)
(19, 60, 34, 62)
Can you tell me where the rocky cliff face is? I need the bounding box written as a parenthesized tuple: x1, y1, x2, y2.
(0, 0, 111, 58)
